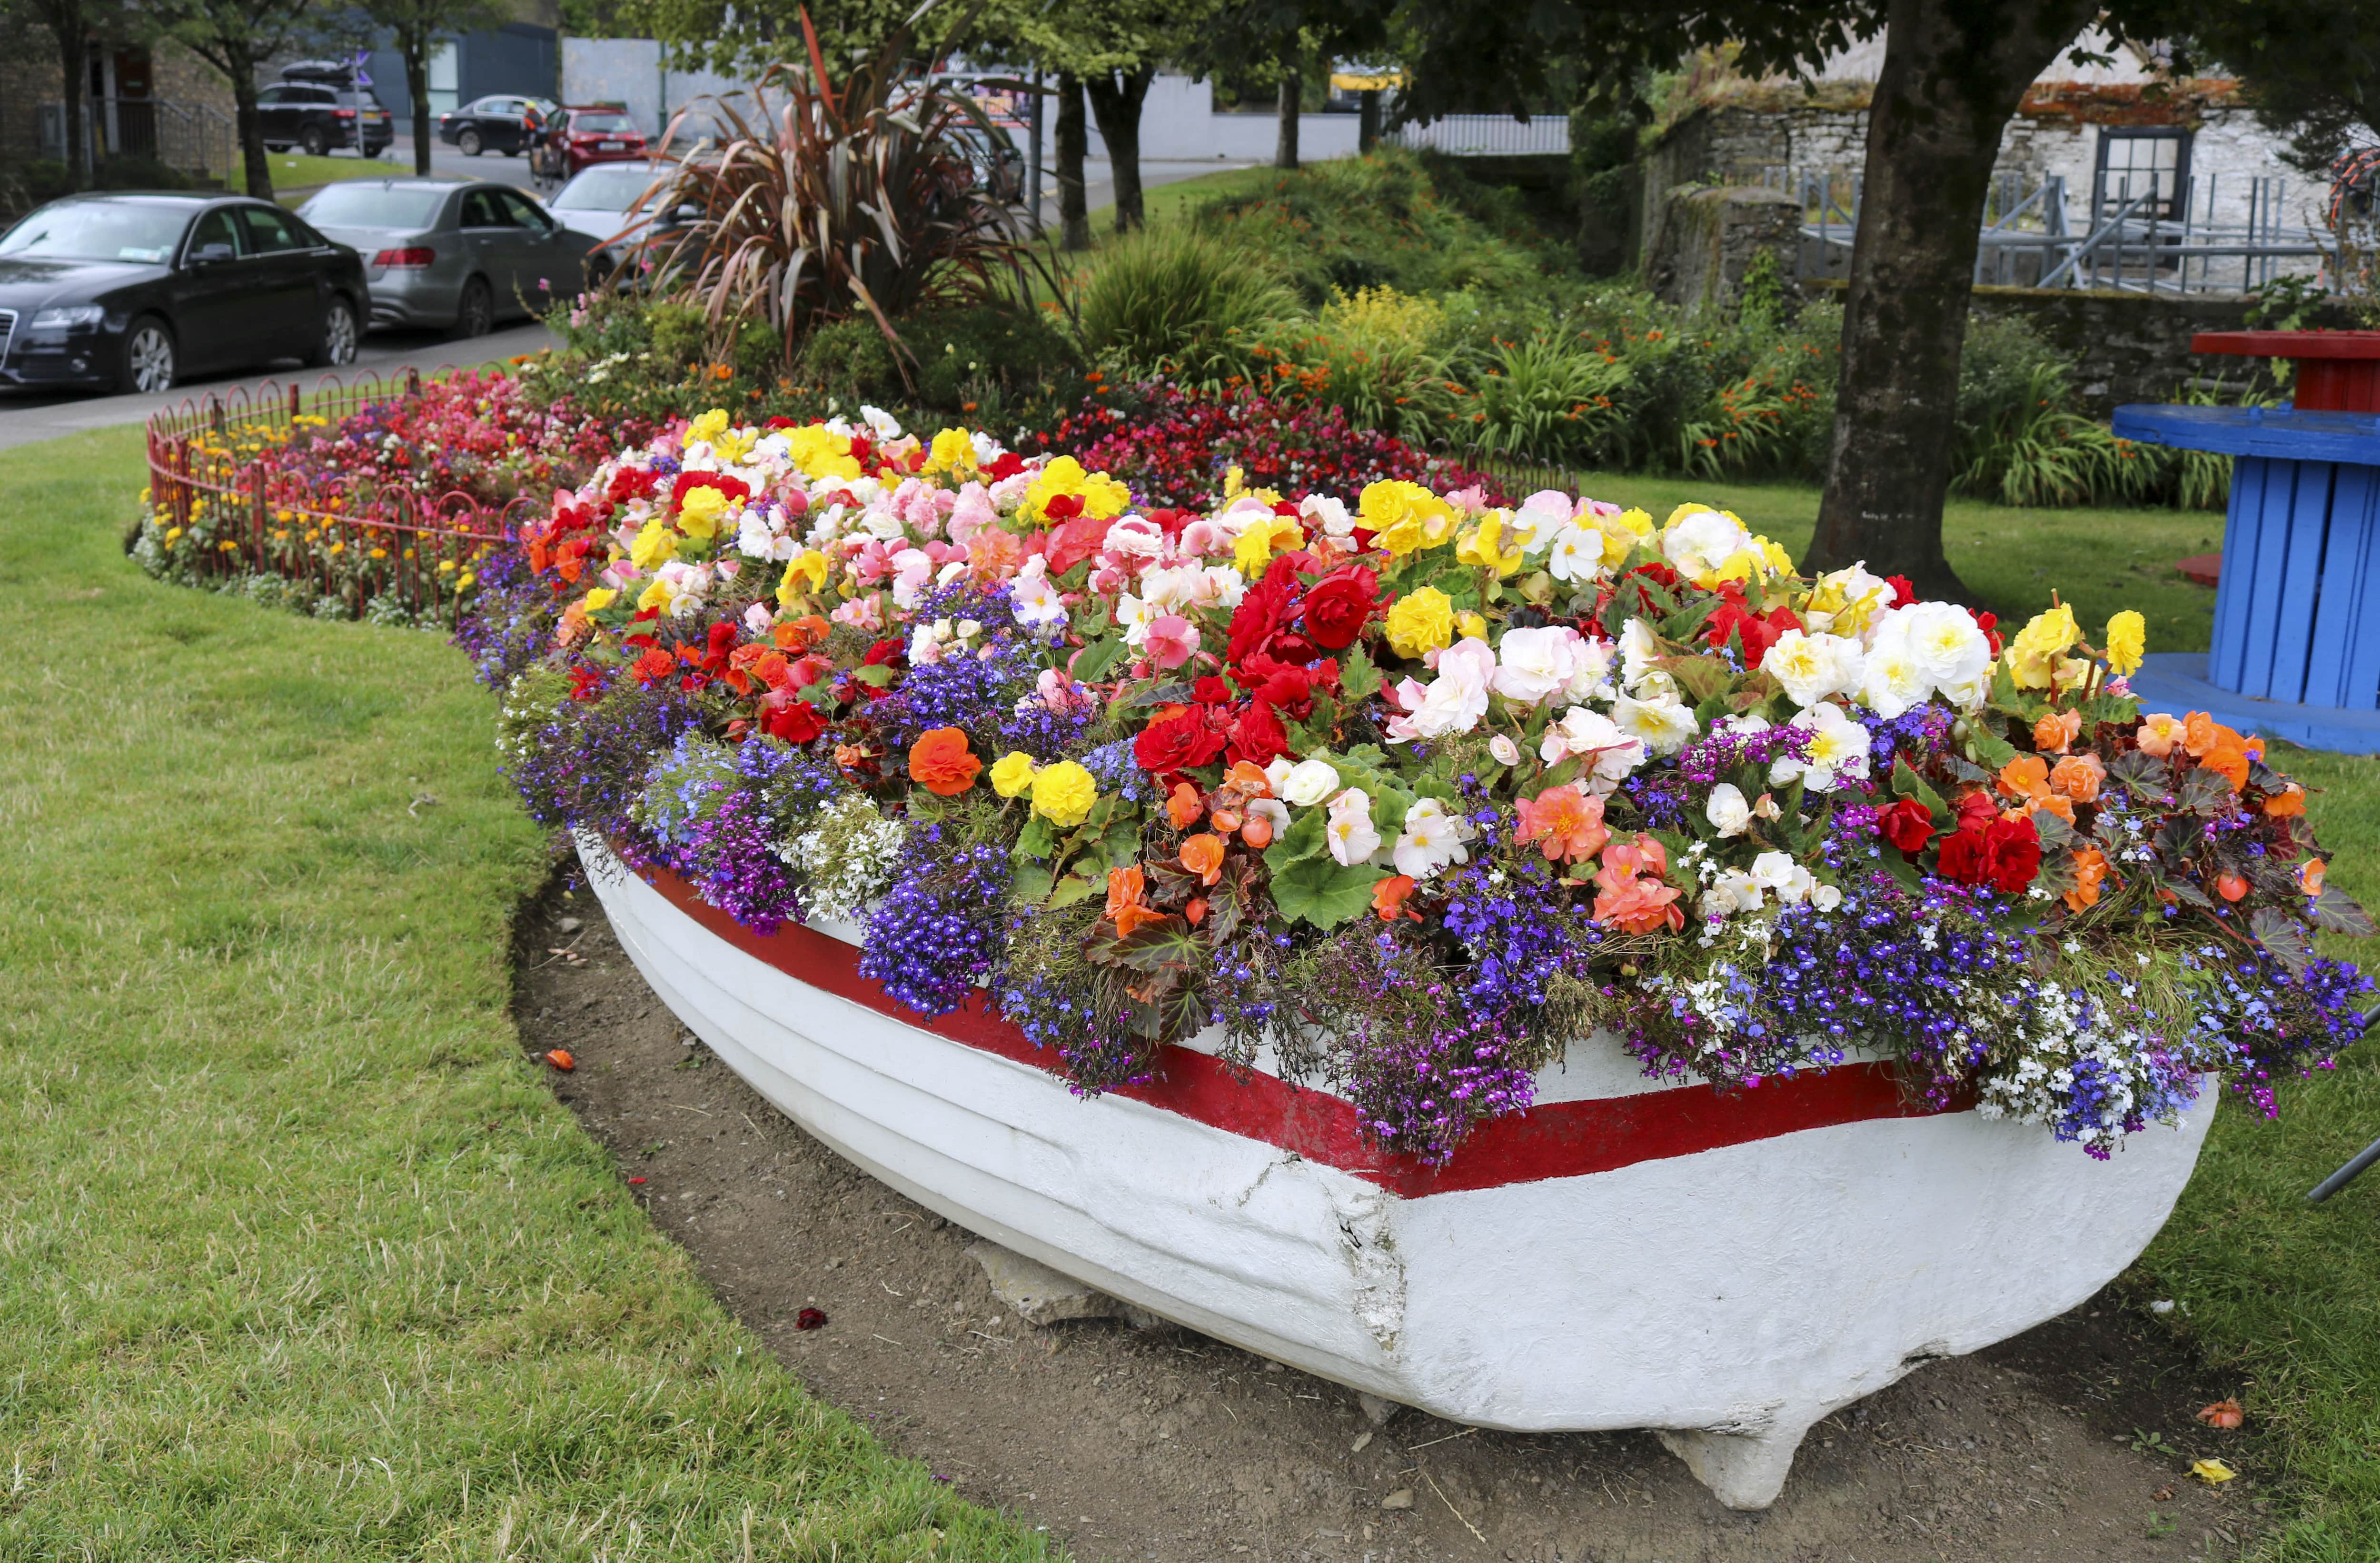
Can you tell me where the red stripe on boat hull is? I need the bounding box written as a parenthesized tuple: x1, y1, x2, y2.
(630, 860, 1964, 1199)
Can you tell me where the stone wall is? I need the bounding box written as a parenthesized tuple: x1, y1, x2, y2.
(1645, 184, 1802, 314)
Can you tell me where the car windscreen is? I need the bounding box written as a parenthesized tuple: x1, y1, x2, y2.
(571, 112, 637, 134)
(554, 167, 661, 209)
(300, 185, 449, 229)
(0, 201, 190, 263)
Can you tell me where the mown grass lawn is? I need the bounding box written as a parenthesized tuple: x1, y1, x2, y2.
(0, 427, 1053, 1561)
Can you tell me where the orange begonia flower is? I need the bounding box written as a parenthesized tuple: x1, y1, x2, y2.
(2048, 752, 2106, 803)
(2200, 743, 2250, 791)
(2183, 711, 2239, 758)
(2135, 712, 2185, 757)
(1240, 811, 1276, 849)
(907, 727, 983, 795)
(2063, 846, 2114, 913)
(2215, 872, 2250, 903)
(2301, 858, 2327, 896)
(1514, 785, 1611, 863)
(2265, 783, 2307, 818)
(1104, 865, 1146, 923)
(2025, 793, 2077, 825)
(1222, 760, 1274, 798)
(1166, 781, 1204, 830)
(1373, 874, 1420, 922)
(1997, 754, 2050, 803)
(1180, 833, 1227, 886)
(2034, 709, 2082, 755)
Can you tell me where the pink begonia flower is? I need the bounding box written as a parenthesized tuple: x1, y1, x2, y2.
(946, 482, 998, 544)
(849, 538, 894, 586)
(831, 594, 882, 631)
(966, 527, 1022, 577)
(1445, 484, 1487, 513)
(1088, 564, 1128, 596)
(1178, 517, 1233, 558)
(1144, 615, 1200, 671)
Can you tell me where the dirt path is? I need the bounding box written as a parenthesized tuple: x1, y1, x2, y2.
(516, 878, 2268, 1563)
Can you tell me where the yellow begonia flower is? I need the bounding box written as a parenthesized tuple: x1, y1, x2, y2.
(686, 408, 731, 446)
(711, 428, 755, 463)
(1384, 586, 1455, 659)
(636, 577, 674, 613)
(1595, 508, 1654, 567)
(990, 751, 1038, 798)
(1233, 513, 1305, 577)
(1359, 480, 1457, 558)
(784, 426, 861, 481)
(775, 548, 831, 607)
(2105, 610, 2146, 676)
(1022, 456, 1130, 525)
(584, 587, 618, 611)
(928, 428, 975, 473)
(630, 521, 677, 572)
(1030, 760, 1098, 826)
(2006, 602, 2081, 689)
(1454, 610, 1489, 641)
(1455, 512, 1525, 577)
(676, 483, 730, 539)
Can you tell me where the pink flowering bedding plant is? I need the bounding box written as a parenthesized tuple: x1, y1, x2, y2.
(457, 405, 2370, 1165)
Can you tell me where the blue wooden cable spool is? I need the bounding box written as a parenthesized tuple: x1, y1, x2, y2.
(2110, 401, 2380, 754)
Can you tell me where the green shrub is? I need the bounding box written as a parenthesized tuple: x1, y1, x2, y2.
(1470, 334, 1630, 462)
(1072, 225, 1300, 388)
(1250, 286, 1461, 444)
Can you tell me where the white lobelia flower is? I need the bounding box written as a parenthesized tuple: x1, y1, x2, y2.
(1544, 522, 1602, 582)
(1492, 625, 1588, 707)
(1326, 788, 1382, 867)
(1762, 628, 1866, 708)
(1895, 599, 1993, 706)
(1539, 706, 1648, 790)
(1488, 733, 1522, 767)
(1279, 757, 1342, 807)
(1660, 508, 1753, 577)
(1611, 691, 1701, 756)
(1705, 781, 1753, 837)
(1008, 557, 1066, 628)
(1771, 702, 1873, 793)
(1392, 796, 1474, 880)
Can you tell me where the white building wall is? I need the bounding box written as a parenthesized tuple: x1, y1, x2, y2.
(562, 37, 754, 146)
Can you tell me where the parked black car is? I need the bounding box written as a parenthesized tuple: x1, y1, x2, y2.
(258, 65, 395, 158)
(0, 193, 367, 394)
(437, 95, 562, 158)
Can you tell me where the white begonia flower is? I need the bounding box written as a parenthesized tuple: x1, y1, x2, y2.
(1660, 508, 1753, 577)
(1390, 637, 1496, 740)
(1616, 616, 1665, 693)
(859, 404, 904, 440)
(1705, 782, 1753, 837)
(1545, 522, 1602, 582)
(1492, 625, 1589, 707)
(1114, 592, 1156, 647)
(1299, 493, 1356, 538)
(1279, 757, 1342, 807)
(969, 430, 1003, 467)
(1896, 600, 1993, 706)
(1101, 516, 1166, 560)
(1857, 624, 1931, 720)
(1748, 851, 1803, 901)
(1199, 563, 1248, 610)
(1539, 706, 1648, 791)
(1563, 636, 1617, 703)
(1611, 691, 1701, 756)
(1703, 870, 1765, 918)
(1771, 702, 1873, 793)
(1508, 491, 1574, 556)
(1246, 798, 1290, 841)
(1326, 788, 1381, 867)
(1488, 733, 1522, 767)
(1392, 796, 1474, 881)
(1809, 881, 1844, 912)
(1008, 557, 1066, 628)
(1762, 628, 1867, 708)
(1262, 755, 1296, 795)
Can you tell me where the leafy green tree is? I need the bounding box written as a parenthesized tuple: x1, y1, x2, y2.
(2175, 1, 2380, 175)
(157, 0, 323, 197)
(365, 0, 508, 175)
(1, 0, 158, 188)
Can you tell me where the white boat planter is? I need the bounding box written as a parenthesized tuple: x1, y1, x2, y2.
(580, 834, 2215, 1510)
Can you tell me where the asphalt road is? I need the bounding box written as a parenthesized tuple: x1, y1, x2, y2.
(0, 320, 558, 452)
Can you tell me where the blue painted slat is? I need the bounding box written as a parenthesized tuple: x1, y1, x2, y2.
(2112, 403, 2380, 465)
(2232, 461, 2309, 698)
(2259, 462, 2336, 702)
(2208, 458, 2269, 691)
(2331, 468, 2380, 710)
(2301, 463, 2369, 707)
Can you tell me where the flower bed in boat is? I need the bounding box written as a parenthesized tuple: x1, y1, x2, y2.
(457, 405, 2370, 1167)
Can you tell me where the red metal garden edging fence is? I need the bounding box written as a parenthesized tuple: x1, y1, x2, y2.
(141, 366, 540, 620)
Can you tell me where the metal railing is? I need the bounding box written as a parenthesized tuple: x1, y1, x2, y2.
(1389, 114, 1570, 158)
(38, 96, 235, 182)
(142, 370, 530, 620)
(1786, 166, 2339, 294)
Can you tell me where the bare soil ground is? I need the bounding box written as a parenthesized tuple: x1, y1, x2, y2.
(516, 876, 2270, 1563)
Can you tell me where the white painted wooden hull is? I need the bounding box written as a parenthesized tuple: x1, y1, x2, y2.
(579, 835, 2213, 1508)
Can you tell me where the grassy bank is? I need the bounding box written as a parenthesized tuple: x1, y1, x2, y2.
(0, 428, 1052, 1560)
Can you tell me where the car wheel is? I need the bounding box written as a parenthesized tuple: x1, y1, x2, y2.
(120, 316, 176, 395)
(457, 127, 483, 157)
(300, 125, 328, 157)
(452, 277, 494, 338)
(307, 296, 359, 368)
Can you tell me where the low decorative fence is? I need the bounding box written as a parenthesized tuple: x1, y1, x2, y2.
(140, 369, 537, 622)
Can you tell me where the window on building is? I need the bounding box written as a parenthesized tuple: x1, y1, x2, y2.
(2093, 126, 2192, 224)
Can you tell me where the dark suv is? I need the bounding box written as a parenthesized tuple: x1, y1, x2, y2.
(259, 64, 394, 157)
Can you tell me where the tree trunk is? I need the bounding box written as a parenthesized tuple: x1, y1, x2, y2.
(1806, 0, 2095, 596)
(1274, 50, 1300, 169)
(1054, 72, 1089, 251)
(228, 50, 273, 199)
(1357, 89, 1380, 155)
(1084, 67, 1151, 234)
(53, 12, 88, 188)
(406, 26, 433, 177)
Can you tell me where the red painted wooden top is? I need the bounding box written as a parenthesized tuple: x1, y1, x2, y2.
(629, 857, 1968, 1199)
(2191, 332, 2380, 413)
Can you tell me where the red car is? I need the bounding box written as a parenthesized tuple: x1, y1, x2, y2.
(547, 107, 649, 178)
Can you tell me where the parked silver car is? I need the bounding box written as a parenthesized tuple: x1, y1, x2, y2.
(295, 179, 603, 336)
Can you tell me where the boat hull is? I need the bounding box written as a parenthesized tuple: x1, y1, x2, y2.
(579, 835, 2213, 1508)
